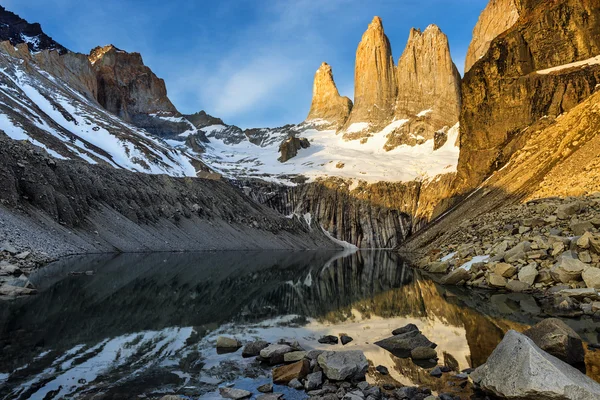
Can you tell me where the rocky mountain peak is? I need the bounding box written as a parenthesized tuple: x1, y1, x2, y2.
(305, 62, 352, 129)
(341, 16, 397, 139)
(464, 0, 521, 73)
(375, 24, 461, 150)
(0, 6, 67, 54)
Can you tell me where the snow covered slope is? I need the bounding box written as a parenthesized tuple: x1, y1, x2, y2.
(198, 119, 460, 186)
(0, 42, 198, 177)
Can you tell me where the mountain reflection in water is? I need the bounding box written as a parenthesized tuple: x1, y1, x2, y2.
(1, 250, 599, 399)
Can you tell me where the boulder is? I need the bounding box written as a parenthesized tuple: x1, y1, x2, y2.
(340, 335, 353, 345)
(583, 267, 600, 289)
(257, 383, 273, 393)
(577, 232, 594, 249)
(216, 336, 241, 349)
(242, 340, 269, 358)
(284, 351, 307, 363)
(411, 347, 437, 360)
(219, 388, 252, 399)
(318, 335, 339, 345)
(504, 242, 531, 263)
(317, 351, 368, 381)
(441, 268, 470, 285)
(590, 236, 600, 254)
(305, 371, 323, 391)
(288, 378, 304, 389)
(523, 318, 584, 365)
(557, 202, 582, 220)
(518, 264, 538, 286)
(257, 395, 283, 400)
(427, 261, 449, 274)
(495, 263, 517, 278)
(488, 273, 507, 288)
(392, 324, 419, 336)
(471, 330, 600, 399)
(375, 330, 436, 357)
(260, 344, 293, 364)
(550, 253, 586, 283)
(506, 280, 530, 292)
(571, 221, 595, 236)
(272, 359, 310, 383)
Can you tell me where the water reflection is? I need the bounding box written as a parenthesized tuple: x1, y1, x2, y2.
(0, 250, 599, 399)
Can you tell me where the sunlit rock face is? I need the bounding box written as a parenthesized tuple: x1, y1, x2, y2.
(341, 17, 397, 140)
(386, 25, 461, 150)
(456, 0, 600, 192)
(305, 62, 353, 130)
(89, 45, 192, 138)
(464, 0, 521, 73)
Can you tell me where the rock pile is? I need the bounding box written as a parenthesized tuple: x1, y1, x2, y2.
(0, 241, 50, 298)
(419, 195, 600, 310)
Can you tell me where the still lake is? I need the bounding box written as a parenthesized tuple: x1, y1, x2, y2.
(1, 250, 600, 399)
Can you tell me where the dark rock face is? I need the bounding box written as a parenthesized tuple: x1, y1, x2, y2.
(457, 0, 600, 192)
(278, 137, 310, 163)
(89, 45, 190, 138)
(0, 134, 335, 256)
(0, 6, 67, 54)
(433, 128, 449, 151)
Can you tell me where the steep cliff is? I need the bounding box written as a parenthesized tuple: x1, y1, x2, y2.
(386, 25, 462, 150)
(341, 17, 397, 140)
(90, 45, 194, 138)
(456, 0, 600, 192)
(464, 0, 521, 73)
(305, 62, 353, 129)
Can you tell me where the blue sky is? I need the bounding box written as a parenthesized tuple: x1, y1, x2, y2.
(4, 0, 487, 128)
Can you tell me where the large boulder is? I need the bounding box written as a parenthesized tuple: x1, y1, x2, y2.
(518, 264, 538, 286)
(219, 388, 252, 399)
(550, 252, 586, 283)
(375, 330, 436, 358)
(260, 344, 293, 364)
(317, 351, 368, 381)
(504, 242, 531, 263)
(242, 340, 269, 358)
(523, 319, 584, 365)
(471, 330, 600, 399)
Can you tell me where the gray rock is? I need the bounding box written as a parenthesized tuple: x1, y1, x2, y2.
(551, 252, 586, 283)
(571, 221, 594, 236)
(557, 202, 582, 220)
(410, 346, 437, 360)
(305, 371, 323, 391)
(307, 349, 324, 360)
(504, 241, 531, 263)
(0, 263, 20, 276)
(343, 391, 365, 400)
(219, 387, 252, 399)
(15, 251, 30, 260)
(430, 366, 442, 377)
(471, 330, 600, 399)
(260, 344, 293, 360)
(506, 280, 531, 292)
(523, 318, 584, 365)
(440, 268, 470, 285)
(284, 351, 307, 363)
(488, 273, 507, 288)
(288, 378, 304, 390)
(518, 263, 538, 286)
(0, 241, 17, 254)
(317, 350, 368, 381)
(376, 330, 436, 357)
(257, 383, 273, 393)
(318, 335, 339, 345)
(242, 340, 269, 358)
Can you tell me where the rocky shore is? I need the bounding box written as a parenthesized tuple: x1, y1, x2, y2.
(408, 194, 600, 311)
(154, 318, 600, 400)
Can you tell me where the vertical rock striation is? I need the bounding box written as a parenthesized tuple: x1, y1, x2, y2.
(386, 25, 462, 150)
(342, 17, 396, 140)
(464, 0, 521, 73)
(305, 62, 353, 129)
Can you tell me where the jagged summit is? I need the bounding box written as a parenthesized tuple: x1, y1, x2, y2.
(88, 44, 130, 64)
(305, 62, 352, 129)
(0, 6, 67, 54)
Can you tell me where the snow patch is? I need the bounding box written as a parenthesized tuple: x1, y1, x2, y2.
(321, 226, 359, 250)
(345, 122, 370, 134)
(459, 255, 490, 271)
(417, 109, 433, 117)
(537, 55, 600, 75)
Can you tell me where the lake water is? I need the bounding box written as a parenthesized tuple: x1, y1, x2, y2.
(1, 250, 600, 400)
